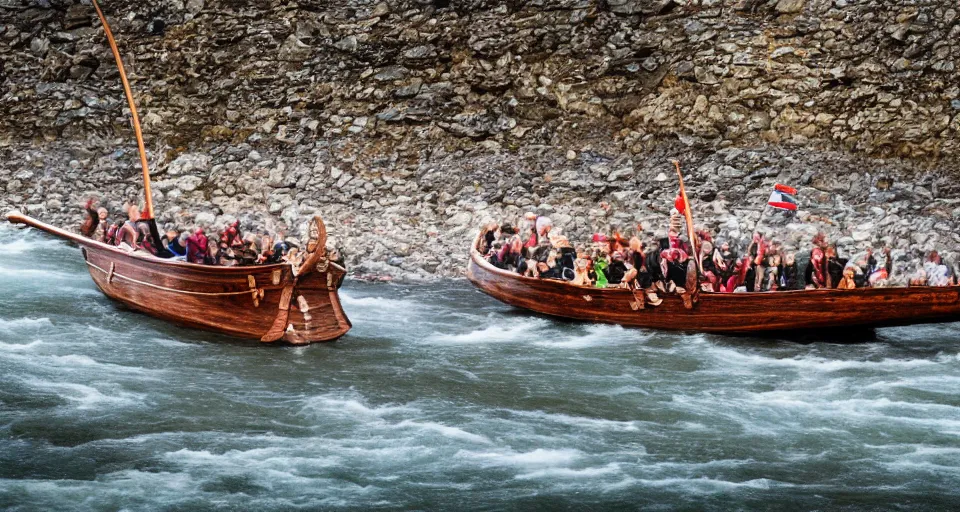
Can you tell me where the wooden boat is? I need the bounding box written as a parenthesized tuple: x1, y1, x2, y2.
(466, 234, 960, 333)
(6, 212, 351, 343)
(2, 1, 350, 343)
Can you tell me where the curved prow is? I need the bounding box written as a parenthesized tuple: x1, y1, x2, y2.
(277, 215, 351, 344)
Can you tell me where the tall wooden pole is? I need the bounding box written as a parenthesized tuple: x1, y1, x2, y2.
(673, 160, 703, 274)
(91, 0, 155, 220)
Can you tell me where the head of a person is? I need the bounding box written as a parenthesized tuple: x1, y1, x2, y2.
(826, 246, 837, 258)
(721, 241, 730, 252)
(536, 216, 553, 235)
(929, 250, 941, 264)
(97, 207, 108, 220)
(701, 241, 713, 255)
(785, 253, 796, 266)
(812, 232, 827, 249)
(500, 224, 517, 236)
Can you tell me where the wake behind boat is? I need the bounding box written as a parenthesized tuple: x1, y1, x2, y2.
(7, 212, 351, 343)
(467, 233, 960, 333)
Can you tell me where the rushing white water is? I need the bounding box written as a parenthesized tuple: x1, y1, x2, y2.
(1, 225, 960, 510)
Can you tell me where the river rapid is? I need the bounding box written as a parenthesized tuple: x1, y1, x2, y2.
(1, 225, 960, 511)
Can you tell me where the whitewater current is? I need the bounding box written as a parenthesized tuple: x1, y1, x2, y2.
(1, 225, 960, 510)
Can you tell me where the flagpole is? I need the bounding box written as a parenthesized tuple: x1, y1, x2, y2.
(672, 160, 703, 274)
(91, 0, 155, 220)
(751, 205, 770, 245)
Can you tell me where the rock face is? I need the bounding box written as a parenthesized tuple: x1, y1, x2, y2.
(1, 0, 958, 279)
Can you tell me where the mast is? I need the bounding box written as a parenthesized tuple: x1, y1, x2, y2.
(91, 0, 155, 219)
(673, 160, 702, 274)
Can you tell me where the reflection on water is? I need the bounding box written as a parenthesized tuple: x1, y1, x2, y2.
(1, 225, 960, 510)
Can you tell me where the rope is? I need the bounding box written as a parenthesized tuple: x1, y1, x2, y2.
(85, 261, 270, 297)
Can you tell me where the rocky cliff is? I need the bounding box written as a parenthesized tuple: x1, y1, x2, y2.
(2, 0, 959, 278)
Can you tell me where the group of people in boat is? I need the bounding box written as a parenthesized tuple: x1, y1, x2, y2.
(79, 198, 306, 267)
(479, 212, 956, 303)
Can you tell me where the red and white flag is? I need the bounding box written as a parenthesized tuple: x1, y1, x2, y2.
(768, 184, 798, 211)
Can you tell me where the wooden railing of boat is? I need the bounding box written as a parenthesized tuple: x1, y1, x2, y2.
(5, 211, 350, 344)
(466, 232, 960, 333)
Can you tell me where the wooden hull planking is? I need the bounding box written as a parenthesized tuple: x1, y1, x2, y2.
(6, 212, 350, 343)
(466, 236, 960, 333)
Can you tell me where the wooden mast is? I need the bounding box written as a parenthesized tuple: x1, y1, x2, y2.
(673, 160, 702, 274)
(91, 0, 155, 220)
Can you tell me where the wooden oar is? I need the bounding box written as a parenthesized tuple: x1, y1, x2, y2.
(91, 0, 155, 220)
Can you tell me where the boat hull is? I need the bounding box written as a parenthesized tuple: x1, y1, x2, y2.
(7, 212, 350, 343)
(466, 238, 960, 333)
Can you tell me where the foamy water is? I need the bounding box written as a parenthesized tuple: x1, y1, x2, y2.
(1, 225, 959, 510)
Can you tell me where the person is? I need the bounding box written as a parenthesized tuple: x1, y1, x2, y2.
(553, 236, 577, 281)
(252, 234, 269, 264)
(572, 254, 591, 286)
(238, 234, 261, 266)
(720, 257, 745, 292)
(780, 253, 799, 290)
(805, 233, 829, 289)
(162, 229, 187, 258)
(536, 216, 553, 245)
(699, 240, 718, 292)
(837, 266, 857, 290)
(135, 221, 160, 256)
(825, 246, 847, 288)
(114, 204, 140, 250)
(665, 249, 688, 291)
(185, 228, 210, 264)
(268, 238, 295, 264)
(521, 212, 539, 249)
(496, 233, 523, 271)
(538, 250, 562, 279)
(606, 251, 629, 286)
(220, 220, 245, 252)
(868, 248, 894, 286)
(80, 198, 100, 238)
(760, 254, 779, 291)
(479, 220, 499, 255)
(486, 241, 505, 267)
(593, 250, 609, 288)
(923, 251, 954, 286)
(104, 222, 120, 246)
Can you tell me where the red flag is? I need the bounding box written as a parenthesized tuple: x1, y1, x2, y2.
(774, 184, 798, 195)
(674, 194, 686, 214)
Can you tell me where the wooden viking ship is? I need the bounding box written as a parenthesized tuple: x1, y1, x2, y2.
(8, 212, 351, 343)
(467, 237, 960, 333)
(468, 163, 960, 333)
(4, 0, 350, 343)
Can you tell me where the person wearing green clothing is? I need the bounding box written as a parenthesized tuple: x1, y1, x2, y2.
(594, 256, 609, 288)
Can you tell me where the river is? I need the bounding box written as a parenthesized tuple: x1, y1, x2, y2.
(1, 225, 960, 510)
